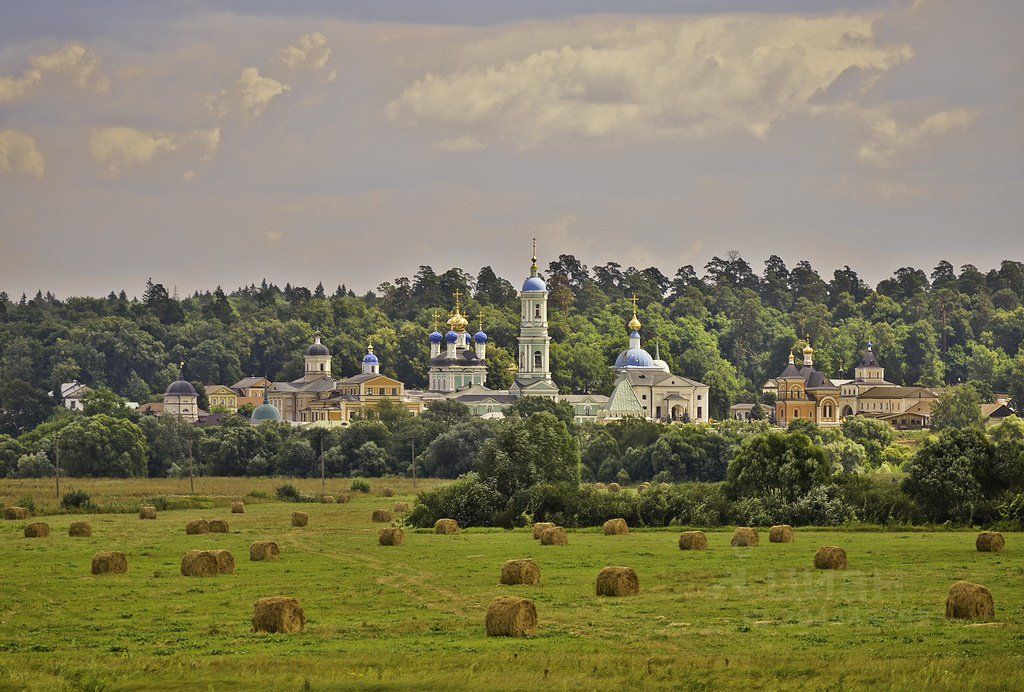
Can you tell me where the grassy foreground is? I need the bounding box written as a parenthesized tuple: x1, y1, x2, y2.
(0, 482, 1022, 690)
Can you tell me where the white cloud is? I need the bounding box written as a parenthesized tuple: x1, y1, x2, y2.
(277, 33, 332, 71)
(387, 15, 911, 146)
(208, 67, 290, 118)
(0, 130, 45, 178)
(435, 135, 487, 152)
(0, 42, 110, 102)
(89, 126, 220, 175)
(857, 108, 976, 168)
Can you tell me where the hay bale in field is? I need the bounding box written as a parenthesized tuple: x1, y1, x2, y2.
(540, 526, 568, 546)
(596, 566, 640, 597)
(382, 487, 395, 497)
(69, 521, 92, 537)
(91, 551, 127, 575)
(769, 525, 794, 543)
(291, 511, 309, 527)
(185, 519, 209, 535)
(532, 522, 555, 540)
(181, 549, 219, 577)
(678, 531, 708, 551)
(379, 527, 406, 546)
(371, 509, 392, 523)
(321, 495, 336, 504)
(4, 506, 30, 520)
(252, 596, 305, 633)
(603, 518, 629, 535)
(638, 482, 651, 493)
(210, 549, 236, 574)
(813, 546, 848, 570)
(138, 505, 157, 520)
(730, 527, 759, 547)
(607, 482, 621, 493)
(338, 494, 351, 504)
(945, 581, 995, 621)
(500, 559, 540, 586)
(394, 502, 409, 513)
(435, 518, 460, 535)
(976, 531, 1004, 553)
(208, 519, 229, 533)
(24, 522, 49, 538)
(485, 596, 537, 637)
(593, 483, 607, 491)
(231, 501, 245, 513)
(250, 541, 280, 561)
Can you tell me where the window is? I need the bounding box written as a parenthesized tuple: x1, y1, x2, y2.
(793, 409, 800, 418)
(391, 388, 397, 395)
(320, 363, 325, 371)
(584, 406, 591, 415)
(697, 406, 702, 419)
(534, 352, 542, 368)
(697, 394, 702, 400)
(534, 304, 541, 319)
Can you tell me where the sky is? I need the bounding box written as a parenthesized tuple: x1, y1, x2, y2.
(0, 0, 1021, 298)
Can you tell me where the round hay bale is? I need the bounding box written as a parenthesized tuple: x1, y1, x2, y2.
(500, 558, 540, 586)
(946, 581, 995, 621)
(250, 541, 280, 561)
(540, 526, 568, 546)
(603, 518, 629, 535)
(485, 596, 537, 637)
(638, 482, 651, 493)
(231, 501, 245, 513)
(371, 509, 392, 523)
(24, 522, 49, 538)
(435, 518, 460, 535)
(769, 525, 795, 543)
(607, 482, 621, 493)
(291, 512, 309, 527)
(394, 502, 410, 513)
(678, 531, 708, 551)
(596, 566, 640, 597)
(210, 549, 236, 574)
(69, 521, 92, 537)
(138, 505, 157, 520)
(532, 522, 555, 540)
(976, 531, 1004, 553)
(91, 551, 127, 575)
(181, 549, 219, 577)
(4, 506, 30, 520)
(321, 495, 336, 504)
(185, 519, 209, 535)
(252, 596, 305, 633)
(338, 494, 352, 504)
(730, 527, 759, 547)
(382, 487, 395, 497)
(813, 546, 848, 570)
(379, 527, 406, 546)
(593, 483, 607, 491)
(208, 519, 229, 533)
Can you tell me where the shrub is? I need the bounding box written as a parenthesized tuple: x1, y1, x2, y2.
(146, 496, 170, 511)
(786, 485, 854, 526)
(999, 492, 1024, 530)
(60, 489, 95, 511)
(12, 451, 54, 478)
(350, 479, 371, 493)
(275, 483, 301, 502)
(17, 495, 36, 514)
(407, 475, 505, 528)
(841, 474, 923, 525)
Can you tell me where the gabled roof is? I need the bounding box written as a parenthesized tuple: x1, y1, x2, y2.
(205, 384, 236, 395)
(336, 373, 401, 386)
(232, 377, 270, 389)
(617, 370, 706, 388)
(981, 403, 1015, 418)
(604, 378, 645, 415)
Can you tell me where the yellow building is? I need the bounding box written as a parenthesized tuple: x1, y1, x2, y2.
(205, 384, 239, 412)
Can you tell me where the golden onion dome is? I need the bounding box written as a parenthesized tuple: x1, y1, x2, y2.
(628, 314, 642, 331)
(447, 309, 468, 331)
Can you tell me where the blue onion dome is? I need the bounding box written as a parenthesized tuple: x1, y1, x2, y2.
(522, 276, 546, 292)
(474, 330, 488, 344)
(165, 379, 197, 396)
(615, 347, 655, 368)
(429, 330, 444, 344)
(306, 333, 330, 356)
(251, 402, 282, 424)
(445, 330, 459, 344)
(362, 352, 379, 365)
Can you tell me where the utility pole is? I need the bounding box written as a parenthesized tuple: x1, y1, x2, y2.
(187, 438, 194, 495)
(411, 440, 416, 488)
(54, 430, 61, 499)
(320, 436, 326, 494)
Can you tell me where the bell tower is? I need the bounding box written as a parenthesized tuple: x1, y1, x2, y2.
(514, 239, 558, 398)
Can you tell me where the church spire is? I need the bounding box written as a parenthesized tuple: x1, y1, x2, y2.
(530, 237, 538, 277)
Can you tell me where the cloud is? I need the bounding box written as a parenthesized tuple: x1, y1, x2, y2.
(264, 229, 285, 245)
(277, 33, 332, 71)
(857, 108, 976, 168)
(435, 135, 487, 151)
(387, 15, 911, 146)
(89, 126, 220, 175)
(207, 67, 290, 118)
(0, 130, 45, 178)
(0, 42, 110, 102)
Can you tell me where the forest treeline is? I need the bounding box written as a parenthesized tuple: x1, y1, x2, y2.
(1, 253, 1023, 429)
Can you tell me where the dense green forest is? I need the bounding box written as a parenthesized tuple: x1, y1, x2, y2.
(1, 254, 1023, 425)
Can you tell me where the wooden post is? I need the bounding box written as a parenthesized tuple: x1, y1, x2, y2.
(320, 436, 326, 494)
(54, 430, 61, 499)
(411, 440, 416, 488)
(187, 438, 194, 495)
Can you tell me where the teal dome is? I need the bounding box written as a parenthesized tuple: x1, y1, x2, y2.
(251, 402, 282, 425)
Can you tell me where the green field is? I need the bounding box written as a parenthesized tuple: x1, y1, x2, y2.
(1, 482, 1022, 690)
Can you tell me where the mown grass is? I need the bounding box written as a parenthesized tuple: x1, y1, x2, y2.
(0, 480, 1021, 690)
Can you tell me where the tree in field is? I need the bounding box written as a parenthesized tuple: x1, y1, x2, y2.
(0, 434, 25, 477)
(507, 396, 576, 429)
(840, 416, 896, 467)
(649, 424, 730, 482)
(725, 430, 831, 503)
(930, 384, 984, 431)
(477, 412, 579, 497)
(421, 399, 471, 427)
(0, 380, 54, 437)
(349, 441, 389, 477)
(419, 419, 498, 478)
(987, 416, 1024, 492)
(902, 428, 995, 523)
(54, 414, 148, 477)
(276, 437, 317, 477)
